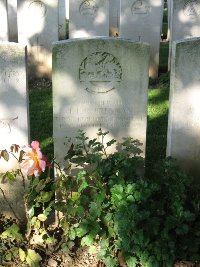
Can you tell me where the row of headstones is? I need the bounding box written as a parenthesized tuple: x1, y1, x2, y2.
(1, 0, 62, 79)
(1, 0, 199, 80)
(1, 0, 164, 79)
(0, 36, 200, 220)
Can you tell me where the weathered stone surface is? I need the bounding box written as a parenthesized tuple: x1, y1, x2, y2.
(52, 37, 150, 166)
(69, 0, 109, 38)
(18, 0, 59, 78)
(58, 0, 66, 40)
(7, 0, 18, 42)
(0, 42, 29, 222)
(169, 0, 200, 69)
(167, 38, 200, 178)
(0, 0, 8, 41)
(109, 0, 120, 36)
(120, 0, 163, 78)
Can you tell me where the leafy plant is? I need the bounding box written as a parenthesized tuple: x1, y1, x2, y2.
(1, 130, 200, 267)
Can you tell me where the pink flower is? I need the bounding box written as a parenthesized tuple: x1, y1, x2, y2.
(20, 141, 47, 177)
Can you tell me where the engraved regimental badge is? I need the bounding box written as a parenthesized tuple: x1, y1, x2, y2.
(131, 0, 151, 15)
(183, 0, 200, 18)
(79, 52, 122, 93)
(79, 0, 99, 16)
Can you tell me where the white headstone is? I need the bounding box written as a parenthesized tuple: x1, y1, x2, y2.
(109, 0, 120, 36)
(167, 38, 200, 178)
(0, 42, 29, 221)
(167, 0, 171, 41)
(169, 0, 200, 69)
(59, 0, 66, 40)
(7, 0, 18, 42)
(18, 0, 59, 78)
(69, 0, 109, 38)
(120, 0, 163, 78)
(53, 38, 150, 166)
(0, 0, 8, 41)
(66, 0, 69, 19)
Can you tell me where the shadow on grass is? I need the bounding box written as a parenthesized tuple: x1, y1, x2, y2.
(29, 88, 53, 159)
(146, 82, 170, 176)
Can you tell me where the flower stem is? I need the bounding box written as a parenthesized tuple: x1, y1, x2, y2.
(0, 186, 21, 223)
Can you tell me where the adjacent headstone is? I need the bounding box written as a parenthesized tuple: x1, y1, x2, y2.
(169, 0, 200, 69)
(0, 42, 29, 221)
(109, 0, 120, 36)
(53, 38, 150, 166)
(66, 0, 69, 19)
(69, 0, 109, 38)
(167, 0, 171, 41)
(18, 0, 59, 78)
(120, 0, 163, 78)
(7, 0, 18, 42)
(167, 38, 200, 178)
(59, 0, 66, 40)
(0, 0, 8, 41)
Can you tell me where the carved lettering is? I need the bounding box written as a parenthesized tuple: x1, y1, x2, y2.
(183, 0, 200, 18)
(131, 0, 151, 15)
(0, 117, 18, 135)
(0, 69, 19, 83)
(28, 0, 47, 18)
(79, 0, 98, 16)
(79, 52, 122, 93)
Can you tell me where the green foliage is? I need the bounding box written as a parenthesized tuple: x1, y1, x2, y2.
(1, 129, 200, 266)
(55, 129, 200, 267)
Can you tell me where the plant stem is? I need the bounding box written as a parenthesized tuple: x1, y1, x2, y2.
(0, 186, 21, 222)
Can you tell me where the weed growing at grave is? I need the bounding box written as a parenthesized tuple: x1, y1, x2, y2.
(1, 129, 200, 267)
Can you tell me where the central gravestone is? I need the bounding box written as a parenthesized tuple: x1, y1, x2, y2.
(53, 38, 150, 166)
(18, 0, 59, 78)
(69, 0, 109, 38)
(120, 0, 163, 78)
(0, 42, 29, 222)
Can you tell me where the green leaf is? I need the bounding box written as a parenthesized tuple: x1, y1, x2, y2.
(125, 256, 138, 267)
(78, 180, 88, 192)
(37, 214, 47, 222)
(1, 150, 9, 161)
(76, 225, 88, 237)
(26, 249, 42, 267)
(97, 249, 107, 259)
(89, 202, 101, 218)
(104, 256, 118, 267)
(111, 184, 124, 205)
(69, 228, 76, 240)
(38, 191, 53, 203)
(0, 223, 23, 241)
(28, 207, 35, 218)
(19, 248, 26, 262)
(89, 245, 97, 254)
(81, 234, 94, 246)
(5, 252, 12, 261)
(106, 139, 116, 147)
